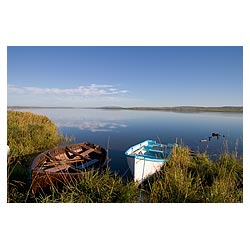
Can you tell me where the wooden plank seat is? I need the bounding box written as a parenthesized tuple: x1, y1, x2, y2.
(66, 146, 96, 160)
(66, 146, 85, 159)
(44, 164, 71, 173)
(66, 147, 92, 159)
(75, 159, 99, 170)
(80, 146, 102, 155)
(80, 148, 95, 157)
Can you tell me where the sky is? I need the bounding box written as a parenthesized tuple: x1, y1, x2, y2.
(7, 46, 243, 107)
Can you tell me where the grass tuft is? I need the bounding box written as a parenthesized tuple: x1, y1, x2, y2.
(142, 146, 243, 203)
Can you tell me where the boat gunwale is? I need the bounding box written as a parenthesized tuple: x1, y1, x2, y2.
(125, 139, 176, 162)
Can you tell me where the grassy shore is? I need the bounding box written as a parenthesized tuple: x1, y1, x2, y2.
(7, 110, 243, 203)
(8, 110, 62, 157)
(141, 147, 243, 202)
(7, 110, 63, 186)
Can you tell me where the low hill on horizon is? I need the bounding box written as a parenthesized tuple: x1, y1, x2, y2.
(8, 105, 243, 112)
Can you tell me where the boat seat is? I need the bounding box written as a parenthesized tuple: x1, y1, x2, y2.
(66, 147, 84, 159)
(66, 147, 95, 159)
(76, 159, 99, 170)
(143, 146, 154, 151)
(44, 164, 71, 173)
(80, 148, 95, 157)
(148, 149, 165, 154)
(81, 145, 102, 154)
(144, 149, 170, 158)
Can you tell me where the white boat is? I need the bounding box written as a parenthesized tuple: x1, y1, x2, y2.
(125, 140, 178, 182)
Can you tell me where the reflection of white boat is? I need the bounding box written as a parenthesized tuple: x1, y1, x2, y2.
(125, 140, 178, 182)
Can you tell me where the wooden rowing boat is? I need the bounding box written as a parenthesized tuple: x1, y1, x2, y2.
(31, 142, 107, 192)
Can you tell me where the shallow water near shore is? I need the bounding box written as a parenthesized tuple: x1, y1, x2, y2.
(12, 108, 243, 177)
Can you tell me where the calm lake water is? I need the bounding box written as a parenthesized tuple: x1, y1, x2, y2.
(16, 108, 243, 177)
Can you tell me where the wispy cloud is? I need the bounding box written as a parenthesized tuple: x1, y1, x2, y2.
(8, 83, 128, 97)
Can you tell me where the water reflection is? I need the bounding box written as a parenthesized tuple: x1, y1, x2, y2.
(19, 108, 129, 132)
(58, 120, 128, 132)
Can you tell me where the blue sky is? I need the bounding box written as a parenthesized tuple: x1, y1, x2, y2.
(7, 46, 243, 107)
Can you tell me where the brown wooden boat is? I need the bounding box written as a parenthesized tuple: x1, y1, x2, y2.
(31, 142, 107, 192)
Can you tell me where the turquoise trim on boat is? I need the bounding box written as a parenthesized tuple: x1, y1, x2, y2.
(125, 139, 177, 161)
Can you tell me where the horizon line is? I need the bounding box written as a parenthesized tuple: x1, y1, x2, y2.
(7, 105, 243, 109)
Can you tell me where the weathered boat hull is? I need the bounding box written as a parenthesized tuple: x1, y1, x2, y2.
(31, 142, 107, 192)
(125, 140, 177, 182)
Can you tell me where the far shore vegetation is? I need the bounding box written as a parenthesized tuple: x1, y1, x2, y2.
(8, 105, 243, 112)
(7, 110, 243, 203)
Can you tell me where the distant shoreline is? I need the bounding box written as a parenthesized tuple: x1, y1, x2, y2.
(8, 106, 243, 112)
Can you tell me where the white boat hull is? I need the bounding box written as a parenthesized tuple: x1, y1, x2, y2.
(125, 140, 177, 183)
(126, 155, 164, 182)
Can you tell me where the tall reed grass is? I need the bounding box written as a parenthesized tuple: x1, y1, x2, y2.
(7, 110, 63, 193)
(142, 146, 243, 203)
(8, 110, 62, 158)
(30, 169, 139, 203)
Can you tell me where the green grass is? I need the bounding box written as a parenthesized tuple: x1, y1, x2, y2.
(141, 147, 243, 203)
(8, 110, 62, 158)
(7, 110, 63, 190)
(7, 110, 243, 203)
(30, 169, 139, 203)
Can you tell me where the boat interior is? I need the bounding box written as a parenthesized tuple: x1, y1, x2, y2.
(133, 143, 172, 159)
(38, 144, 103, 173)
